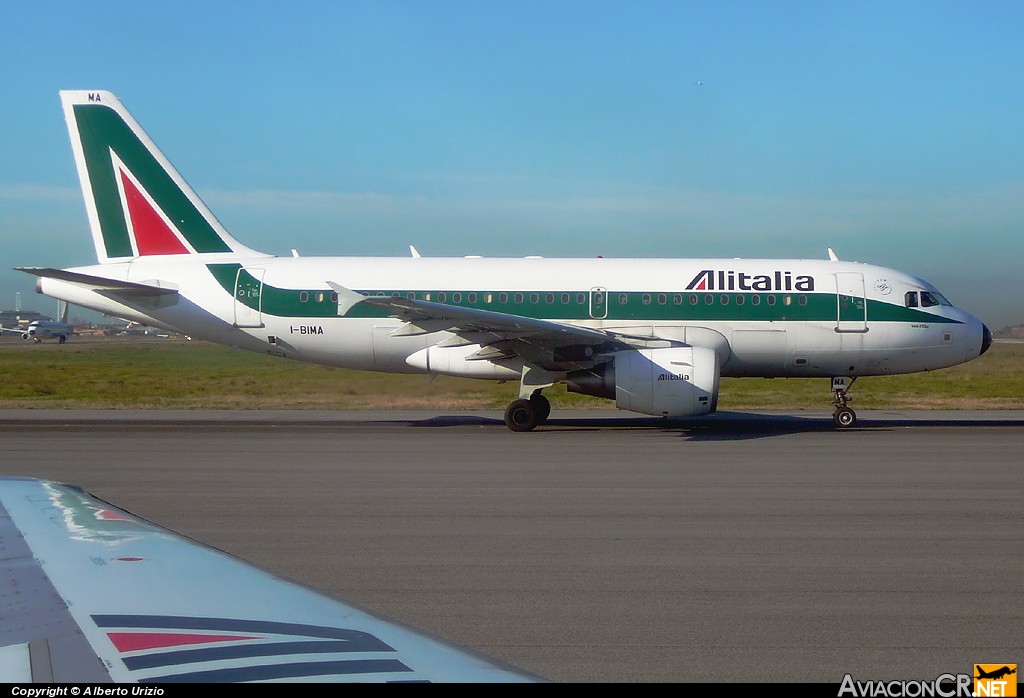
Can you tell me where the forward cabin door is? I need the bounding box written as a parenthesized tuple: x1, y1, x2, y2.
(589, 287, 608, 319)
(234, 267, 265, 328)
(834, 272, 867, 333)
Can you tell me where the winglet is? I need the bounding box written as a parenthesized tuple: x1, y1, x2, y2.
(326, 281, 368, 315)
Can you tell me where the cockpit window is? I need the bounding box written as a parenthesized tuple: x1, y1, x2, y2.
(920, 291, 951, 308)
(907, 290, 952, 308)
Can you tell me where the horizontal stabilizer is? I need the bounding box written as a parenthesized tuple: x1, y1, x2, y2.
(16, 267, 179, 297)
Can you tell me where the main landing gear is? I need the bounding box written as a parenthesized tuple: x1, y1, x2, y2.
(831, 376, 857, 428)
(503, 392, 551, 432)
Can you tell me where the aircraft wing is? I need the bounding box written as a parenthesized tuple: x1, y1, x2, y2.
(328, 281, 665, 371)
(0, 477, 539, 683)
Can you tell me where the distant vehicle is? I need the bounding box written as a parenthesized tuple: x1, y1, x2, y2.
(0, 477, 539, 683)
(4, 319, 74, 343)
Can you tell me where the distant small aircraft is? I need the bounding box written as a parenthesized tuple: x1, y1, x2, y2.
(0, 302, 74, 343)
(7, 319, 75, 343)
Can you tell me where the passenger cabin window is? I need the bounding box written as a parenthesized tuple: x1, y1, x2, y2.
(905, 291, 918, 308)
(299, 291, 309, 303)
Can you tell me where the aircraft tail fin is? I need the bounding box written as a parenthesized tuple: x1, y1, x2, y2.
(60, 91, 266, 264)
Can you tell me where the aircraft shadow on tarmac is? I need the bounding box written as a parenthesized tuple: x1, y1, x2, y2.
(407, 412, 1024, 441)
(408, 412, 842, 440)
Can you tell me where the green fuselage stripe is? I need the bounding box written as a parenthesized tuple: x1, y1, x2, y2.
(208, 264, 960, 325)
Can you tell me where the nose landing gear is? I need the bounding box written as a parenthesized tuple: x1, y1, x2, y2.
(831, 376, 857, 428)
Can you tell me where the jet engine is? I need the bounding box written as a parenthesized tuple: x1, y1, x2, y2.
(567, 346, 720, 417)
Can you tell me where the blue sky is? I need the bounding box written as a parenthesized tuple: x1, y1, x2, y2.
(2, 1, 1022, 327)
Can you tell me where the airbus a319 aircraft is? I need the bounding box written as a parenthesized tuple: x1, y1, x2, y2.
(0, 301, 74, 343)
(0, 318, 75, 343)
(19, 91, 991, 431)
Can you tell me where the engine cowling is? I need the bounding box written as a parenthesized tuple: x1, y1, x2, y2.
(405, 343, 523, 380)
(568, 346, 720, 417)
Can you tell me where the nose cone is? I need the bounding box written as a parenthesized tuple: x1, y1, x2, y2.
(980, 324, 993, 355)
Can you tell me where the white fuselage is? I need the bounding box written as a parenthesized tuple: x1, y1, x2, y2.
(36, 254, 988, 380)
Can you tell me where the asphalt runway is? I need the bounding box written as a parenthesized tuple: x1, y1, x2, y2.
(1, 409, 1022, 683)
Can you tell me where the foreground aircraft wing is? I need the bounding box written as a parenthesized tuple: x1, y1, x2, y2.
(0, 477, 538, 683)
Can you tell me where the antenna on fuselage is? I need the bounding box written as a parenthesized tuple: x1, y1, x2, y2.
(827, 248, 839, 262)
(409, 245, 422, 258)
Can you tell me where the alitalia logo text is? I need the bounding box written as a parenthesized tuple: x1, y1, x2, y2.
(686, 269, 815, 292)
